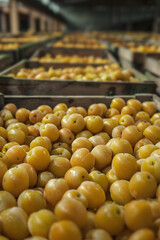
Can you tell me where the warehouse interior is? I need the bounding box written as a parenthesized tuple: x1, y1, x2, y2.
(0, 0, 160, 33)
(1, 1, 160, 240)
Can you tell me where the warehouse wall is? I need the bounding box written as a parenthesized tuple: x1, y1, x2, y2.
(0, 0, 64, 34)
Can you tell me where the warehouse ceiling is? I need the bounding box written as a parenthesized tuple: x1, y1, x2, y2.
(20, 0, 158, 30)
(51, 0, 155, 6)
(51, 0, 156, 30)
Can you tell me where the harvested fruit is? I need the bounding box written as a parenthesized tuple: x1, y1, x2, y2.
(106, 138, 133, 155)
(91, 145, 112, 170)
(0, 97, 159, 239)
(48, 157, 71, 178)
(49, 220, 82, 240)
(71, 137, 92, 152)
(54, 198, 87, 228)
(2, 166, 29, 197)
(44, 178, 69, 206)
(9, 64, 140, 82)
(70, 148, 95, 172)
(112, 153, 138, 180)
(129, 171, 157, 199)
(17, 189, 46, 215)
(0, 161, 7, 187)
(0, 207, 29, 240)
(77, 181, 105, 210)
(64, 166, 89, 189)
(96, 203, 125, 236)
(33, 54, 109, 64)
(26, 146, 50, 171)
(124, 200, 152, 230)
(53, 39, 107, 49)
(89, 170, 108, 192)
(28, 209, 57, 238)
(128, 228, 155, 240)
(0, 191, 16, 212)
(62, 189, 88, 207)
(85, 229, 113, 240)
(141, 156, 160, 183)
(5, 145, 26, 166)
(36, 171, 54, 187)
(110, 180, 132, 205)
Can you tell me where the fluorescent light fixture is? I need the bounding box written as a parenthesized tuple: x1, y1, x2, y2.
(41, 0, 50, 5)
(50, 2, 60, 13)
(36, 0, 60, 13)
(37, 0, 60, 13)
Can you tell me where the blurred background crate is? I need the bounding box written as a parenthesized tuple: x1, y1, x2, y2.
(0, 59, 156, 96)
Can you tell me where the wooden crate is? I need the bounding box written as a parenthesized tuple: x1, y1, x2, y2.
(19, 37, 62, 60)
(108, 42, 119, 56)
(48, 42, 108, 53)
(0, 41, 44, 63)
(108, 41, 145, 59)
(0, 39, 58, 65)
(118, 47, 147, 67)
(0, 93, 159, 110)
(0, 60, 156, 96)
(144, 56, 160, 95)
(19, 42, 44, 60)
(0, 49, 19, 64)
(144, 56, 160, 77)
(30, 47, 117, 68)
(0, 54, 13, 72)
(31, 47, 113, 61)
(0, 43, 44, 65)
(118, 47, 160, 72)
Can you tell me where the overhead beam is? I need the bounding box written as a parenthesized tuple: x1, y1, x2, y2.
(0, 12, 7, 32)
(10, 0, 19, 35)
(18, 0, 66, 24)
(19, 0, 56, 17)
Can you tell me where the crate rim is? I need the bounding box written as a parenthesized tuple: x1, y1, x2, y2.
(0, 93, 159, 111)
(0, 59, 156, 85)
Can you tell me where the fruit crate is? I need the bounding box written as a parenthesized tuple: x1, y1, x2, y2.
(0, 60, 156, 96)
(49, 39, 108, 53)
(118, 47, 160, 72)
(19, 37, 63, 60)
(118, 47, 146, 71)
(43, 35, 64, 45)
(18, 42, 45, 60)
(107, 41, 144, 59)
(0, 42, 45, 64)
(0, 93, 159, 110)
(30, 47, 116, 66)
(0, 38, 58, 64)
(144, 56, 160, 77)
(0, 54, 13, 72)
(144, 56, 160, 95)
(51, 46, 108, 53)
(0, 48, 19, 64)
(107, 42, 119, 57)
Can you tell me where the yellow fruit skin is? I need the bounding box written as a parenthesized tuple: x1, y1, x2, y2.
(0, 207, 29, 240)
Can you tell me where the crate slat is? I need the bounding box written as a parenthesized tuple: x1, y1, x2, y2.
(144, 56, 160, 76)
(1, 94, 159, 111)
(31, 47, 110, 59)
(0, 54, 13, 72)
(0, 60, 156, 96)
